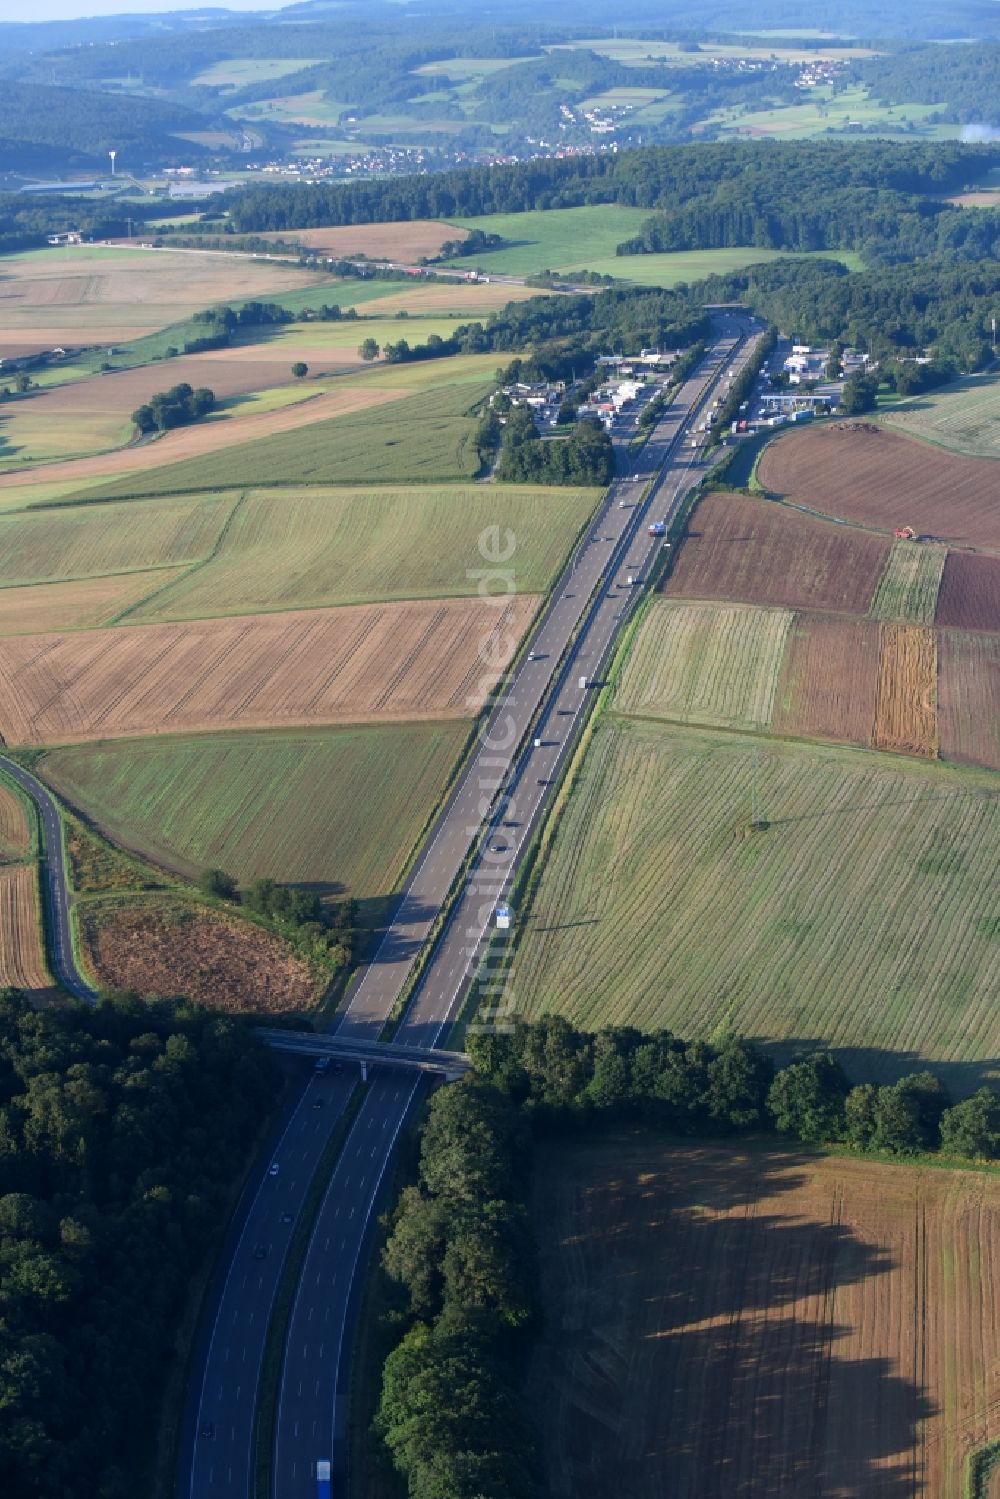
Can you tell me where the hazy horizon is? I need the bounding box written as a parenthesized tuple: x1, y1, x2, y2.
(3, 0, 289, 20)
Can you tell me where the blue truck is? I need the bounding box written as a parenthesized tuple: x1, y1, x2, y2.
(316, 1459, 331, 1499)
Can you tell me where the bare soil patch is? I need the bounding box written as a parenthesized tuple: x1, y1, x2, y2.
(80, 899, 318, 1013)
(666, 491, 889, 614)
(936, 551, 1000, 632)
(528, 1137, 1000, 1499)
(758, 426, 1000, 549)
(872, 623, 938, 756)
(772, 613, 879, 746)
(938, 630, 1000, 771)
(260, 221, 468, 260)
(0, 595, 537, 745)
(0, 865, 55, 995)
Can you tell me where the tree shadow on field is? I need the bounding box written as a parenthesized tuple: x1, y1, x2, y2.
(537, 1144, 934, 1499)
(762, 1036, 1000, 1099)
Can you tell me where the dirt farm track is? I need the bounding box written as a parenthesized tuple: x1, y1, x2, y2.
(529, 1138, 1000, 1499)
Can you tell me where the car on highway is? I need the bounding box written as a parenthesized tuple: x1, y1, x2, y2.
(313, 1098, 325, 1109)
(527, 651, 537, 661)
(200, 1422, 214, 1440)
(269, 1162, 280, 1177)
(253, 1243, 268, 1261)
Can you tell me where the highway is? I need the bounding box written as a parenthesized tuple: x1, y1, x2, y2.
(180, 310, 763, 1499)
(0, 756, 95, 1002)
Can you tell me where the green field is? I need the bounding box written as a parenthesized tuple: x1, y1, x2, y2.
(194, 57, 322, 89)
(38, 723, 470, 898)
(498, 717, 1000, 1091)
(869, 540, 947, 625)
(81, 379, 490, 499)
(0, 492, 233, 586)
(702, 84, 953, 141)
(443, 207, 859, 280)
(882, 371, 1000, 458)
(616, 600, 792, 731)
(125, 483, 598, 620)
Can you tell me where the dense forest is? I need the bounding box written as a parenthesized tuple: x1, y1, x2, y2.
(0, 83, 215, 172)
(0, 194, 182, 258)
(853, 43, 1000, 127)
(227, 139, 998, 242)
(0, 990, 279, 1498)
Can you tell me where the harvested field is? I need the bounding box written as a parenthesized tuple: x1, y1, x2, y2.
(40, 723, 470, 897)
(0, 865, 55, 996)
(0, 245, 318, 344)
(343, 281, 539, 315)
(127, 484, 599, 620)
(870, 540, 947, 624)
(936, 551, 1000, 632)
(666, 491, 889, 615)
(616, 600, 792, 731)
(500, 720, 1000, 1089)
(758, 426, 1000, 549)
(0, 492, 232, 586)
(772, 613, 880, 746)
(873, 624, 938, 757)
(79, 899, 318, 1013)
(262, 222, 468, 260)
(0, 380, 413, 493)
(0, 595, 537, 746)
(529, 1136, 1000, 1499)
(0, 571, 188, 635)
(883, 370, 1000, 459)
(938, 631, 1000, 772)
(0, 779, 30, 860)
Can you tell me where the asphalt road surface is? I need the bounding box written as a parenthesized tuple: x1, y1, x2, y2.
(181, 312, 763, 1499)
(0, 755, 95, 1001)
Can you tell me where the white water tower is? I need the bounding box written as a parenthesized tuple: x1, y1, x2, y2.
(108, 149, 116, 177)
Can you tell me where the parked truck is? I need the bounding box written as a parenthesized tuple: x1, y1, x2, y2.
(317, 1459, 332, 1499)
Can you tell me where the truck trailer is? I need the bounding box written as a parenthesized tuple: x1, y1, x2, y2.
(317, 1459, 332, 1499)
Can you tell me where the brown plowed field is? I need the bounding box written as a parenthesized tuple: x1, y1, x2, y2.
(936, 552, 1000, 632)
(0, 595, 537, 745)
(0, 782, 29, 859)
(80, 899, 318, 1013)
(0, 865, 55, 995)
(259, 221, 468, 260)
(772, 613, 880, 745)
(938, 631, 1000, 770)
(666, 492, 889, 614)
(529, 1137, 1000, 1499)
(872, 624, 938, 756)
(758, 426, 1000, 548)
(0, 381, 410, 491)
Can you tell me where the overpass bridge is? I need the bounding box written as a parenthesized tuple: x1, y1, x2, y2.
(255, 1027, 471, 1081)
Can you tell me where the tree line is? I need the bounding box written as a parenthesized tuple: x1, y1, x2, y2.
(0, 989, 279, 1498)
(468, 1016, 1000, 1159)
(198, 868, 358, 972)
(491, 408, 615, 486)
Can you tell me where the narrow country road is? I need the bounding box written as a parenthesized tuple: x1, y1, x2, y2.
(0, 755, 95, 1001)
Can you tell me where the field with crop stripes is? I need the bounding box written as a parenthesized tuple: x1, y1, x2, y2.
(529, 1137, 1000, 1499)
(883, 370, 1000, 459)
(500, 719, 1000, 1090)
(872, 625, 938, 757)
(0, 492, 233, 586)
(0, 779, 30, 861)
(127, 484, 598, 620)
(870, 541, 947, 624)
(39, 722, 470, 896)
(616, 600, 792, 731)
(0, 865, 55, 996)
(0, 595, 536, 745)
(666, 492, 889, 614)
